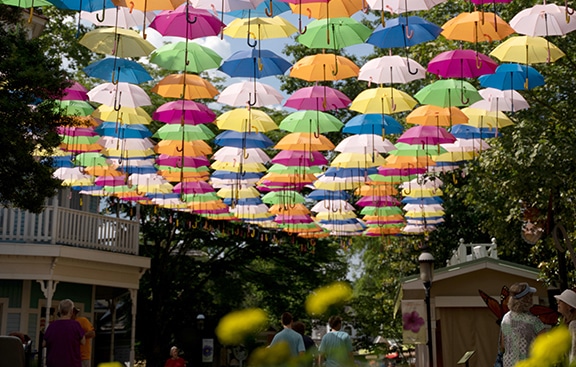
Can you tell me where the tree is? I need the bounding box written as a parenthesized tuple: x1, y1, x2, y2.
(0, 6, 74, 212)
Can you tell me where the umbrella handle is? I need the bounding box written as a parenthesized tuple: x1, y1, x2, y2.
(405, 25, 414, 39)
(113, 91, 122, 111)
(265, 0, 274, 16)
(361, 0, 368, 13)
(96, 7, 106, 22)
(407, 56, 419, 75)
(475, 56, 483, 70)
(460, 91, 469, 105)
(566, 1, 575, 15)
(243, 148, 250, 159)
(247, 32, 257, 48)
(331, 57, 339, 76)
(248, 92, 257, 107)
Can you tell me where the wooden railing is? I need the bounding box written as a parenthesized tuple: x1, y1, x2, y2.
(0, 205, 140, 254)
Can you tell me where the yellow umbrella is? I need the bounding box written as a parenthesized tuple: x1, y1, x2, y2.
(441, 11, 515, 43)
(217, 186, 261, 199)
(350, 87, 418, 114)
(158, 170, 210, 182)
(84, 166, 124, 177)
(315, 211, 357, 220)
(224, 16, 297, 41)
(314, 179, 363, 191)
(489, 36, 565, 64)
(259, 172, 318, 183)
(330, 152, 386, 168)
(406, 105, 469, 126)
(289, 53, 359, 81)
(274, 132, 335, 151)
(92, 105, 152, 125)
(461, 107, 514, 128)
(211, 161, 268, 172)
(101, 148, 156, 157)
(289, 0, 363, 19)
(188, 200, 229, 211)
(151, 73, 219, 100)
(79, 27, 156, 57)
(154, 140, 213, 156)
(405, 210, 445, 218)
(269, 203, 310, 215)
(402, 188, 443, 197)
(112, 0, 184, 11)
(216, 108, 279, 132)
(433, 151, 476, 162)
(355, 184, 398, 196)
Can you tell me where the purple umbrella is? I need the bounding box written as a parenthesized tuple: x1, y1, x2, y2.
(156, 154, 211, 168)
(356, 196, 400, 207)
(153, 100, 216, 125)
(56, 81, 89, 101)
(271, 150, 328, 166)
(397, 125, 457, 145)
(427, 49, 498, 78)
(173, 180, 215, 194)
(378, 167, 427, 176)
(149, 4, 225, 40)
(273, 214, 314, 224)
(284, 85, 351, 111)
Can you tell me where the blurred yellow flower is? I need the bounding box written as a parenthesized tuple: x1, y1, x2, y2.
(98, 363, 124, 367)
(305, 282, 353, 316)
(249, 342, 292, 367)
(529, 325, 570, 366)
(215, 308, 268, 345)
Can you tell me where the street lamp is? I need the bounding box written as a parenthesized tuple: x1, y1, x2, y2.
(419, 251, 434, 367)
(196, 314, 205, 331)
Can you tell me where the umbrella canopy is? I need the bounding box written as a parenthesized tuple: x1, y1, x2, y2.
(213, 147, 270, 163)
(154, 124, 215, 141)
(284, 85, 351, 111)
(296, 17, 371, 50)
(87, 82, 151, 108)
(192, 0, 264, 12)
(288, 0, 363, 19)
(216, 108, 279, 132)
(80, 7, 156, 28)
(95, 122, 152, 138)
(84, 57, 152, 84)
(509, 4, 576, 37)
(289, 53, 359, 81)
(48, 0, 114, 11)
(227, 0, 291, 17)
(427, 49, 498, 78)
(55, 99, 94, 116)
(214, 130, 274, 149)
(489, 36, 565, 64)
(279, 110, 343, 133)
(368, 0, 445, 12)
(155, 139, 212, 156)
(92, 105, 152, 124)
(79, 27, 156, 58)
(367, 16, 442, 48)
(217, 81, 284, 107)
(461, 107, 514, 128)
(359, 55, 425, 84)
(149, 41, 222, 73)
(397, 125, 456, 145)
(478, 63, 545, 90)
(330, 152, 387, 168)
(470, 87, 530, 112)
(223, 15, 297, 41)
(414, 79, 482, 107)
(59, 81, 89, 101)
(153, 100, 216, 125)
(218, 48, 292, 78)
(406, 105, 469, 126)
(350, 87, 418, 114)
(441, 11, 515, 43)
(334, 134, 396, 153)
(149, 4, 226, 39)
(343, 114, 404, 135)
(450, 124, 484, 139)
(274, 132, 335, 151)
(151, 73, 219, 100)
(271, 150, 328, 166)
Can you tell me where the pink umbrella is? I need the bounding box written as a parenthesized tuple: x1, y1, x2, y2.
(271, 150, 328, 166)
(58, 81, 89, 101)
(156, 154, 211, 168)
(149, 4, 226, 40)
(427, 49, 498, 79)
(284, 85, 351, 111)
(153, 100, 216, 125)
(95, 175, 127, 186)
(356, 196, 400, 207)
(57, 126, 97, 137)
(273, 214, 314, 224)
(173, 180, 215, 194)
(397, 125, 456, 145)
(378, 167, 427, 175)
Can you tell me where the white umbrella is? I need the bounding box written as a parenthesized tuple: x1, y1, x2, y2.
(441, 138, 491, 152)
(509, 4, 576, 37)
(128, 173, 170, 186)
(401, 224, 438, 234)
(311, 199, 356, 213)
(334, 134, 396, 154)
(358, 55, 425, 84)
(88, 82, 151, 108)
(367, 0, 445, 12)
(97, 137, 155, 150)
(210, 177, 261, 188)
(217, 81, 284, 107)
(469, 88, 530, 112)
(53, 167, 94, 186)
(230, 204, 270, 215)
(403, 203, 444, 212)
(212, 147, 271, 164)
(80, 8, 156, 29)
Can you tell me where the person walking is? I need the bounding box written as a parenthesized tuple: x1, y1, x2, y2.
(72, 308, 96, 367)
(43, 299, 86, 367)
(269, 312, 306, 358)
(164, 346, 186, 367)
(293, 321, 317, 367)
(317, 316, 354, 367)
(555, 288, 576, 363)
(500, 283, 546, 367)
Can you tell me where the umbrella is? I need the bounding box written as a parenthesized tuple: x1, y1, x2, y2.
(489, 36, 565, 64)
(284, 85, 351, 111)
(335, 134, 395, 153)
(350, 87, 418, 114)
(450, 124, 484, 139)
(343, 114, 404, 135)
(397, 125, 456, 145)
(359, 55, 425, 85)
(149, 41, 222, 73)
(80, 7, 156, 28)
(151, 73, 219, 100)
(288, 0, 363, 20)
(149, 4, 226, 40)
(47, 0, 114, 11)
(461, 107, 514, 129)
(279, 110, 343, 133)
(441, 11, 515, 43)
(155, 140, 212, 156)
(213, 147, 270, 163)
(84, 57, 152, 84)
(153, 100, 216, 125)
(271, 150, 328, 166)
(95, 122, 152, 138)
(406, 105, 469, 126)
(274, 132, 335, 151)
(509, 4, 576, 37)
(92, 105, 152, 124)
(427, 49, 498, 79)
(154, 124, 215, 141)
(366, 16, 442, 49)
(227, 0, 291, 17)
(59, 81, 89, 101)
(54, 167, 95, 186)
(214, 130, 274, 149)
(311, 199, 355, 213)
(478, 63, 545, 91)
(79, 27, 156, 58)
(296, 17, 371, 50)
(289, 53, 359, 81)
(217, 81, 283, 107)
(223, 15, 297, 46)
(87, 82, 151, 108)
(55, 100, 94, 116)
(414, 79, 482, 107)
(330, 152, 386, 168)
(216, 108, 279, 132)
(218, 48, 292, 79)
(470, 87, 530, 112)
(372, 0, 446, 13)
(157, 155, 211, 168)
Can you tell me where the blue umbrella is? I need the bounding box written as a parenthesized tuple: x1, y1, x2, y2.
(214, 130, 275, 149)
(343, 114, 404, 135)
(366, 16, 442, 49)
(318, 219, 364, 225)
(227, 0, 290, 17)
(95, 122, 152, 139)
(124, 165, 158, 174)
(307, 189, 350, 201)
(47, 0, 114, 11)
(402, 197, 444, 205)
(323, 167, 378, 178)
(478, 63, 545, 91)
(223, 197, 263, 205)
(84, 57, 153, 84)
(450, 124, 482, 139)
(52, 156, 75, 168)
(218, 49, 292, 79)
(212, 170, 264, 180)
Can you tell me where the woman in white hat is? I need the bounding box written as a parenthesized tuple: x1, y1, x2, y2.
(555, 289, 576, 363)
(500, 282, 546, 367)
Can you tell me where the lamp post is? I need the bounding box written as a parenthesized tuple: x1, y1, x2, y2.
(419, 251, 434, 367)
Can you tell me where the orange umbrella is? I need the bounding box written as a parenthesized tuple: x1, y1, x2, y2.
(84, 166, 124, 177)
(289, 53, 359, 82)
(362, 214, 405, 222)
(274, 132, 335, 151)
(441, 12, 515, 43)
(269, 203, 311, 215)
(158, 170, 211, 182)
(188, 200, 228, 211)
(384, 155, 435, 168)
(355, 184, 398, 196)
(364, 227, 403, 235)
(298, 231, 330, 238)
(406, 105, 469, 126)
(151, 73, 219, 100)
(154, 140, 213, 156)
(289, 0, 363, 19)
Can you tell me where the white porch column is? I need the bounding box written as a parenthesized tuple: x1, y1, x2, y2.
(129, 288, 138, 367)
(37, 279, 58, 367)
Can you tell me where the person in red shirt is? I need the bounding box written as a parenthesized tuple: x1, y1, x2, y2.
(165, 346, 186, 367)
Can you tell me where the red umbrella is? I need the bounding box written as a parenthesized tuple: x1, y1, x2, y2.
(397, 125, 456, 145)
(427, 49, 498, 78)
(284, 85, 351, 111)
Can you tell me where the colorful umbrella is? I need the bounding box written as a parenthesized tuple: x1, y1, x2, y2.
(218, 48, 292, 78)
(271, 150, 328, 166)
(149, 4, 226, 39)
(59, 81, 89, 101)
(350, 87, 418, 114)
(151, 73, 219, 100)
(149, 41, 223, 73)
(406, 105, 469, 126)
(79, 27, 156, 58)
(87, 82, 152, 108)
(274, 132, 335, 151)
(478, 63, 545, 90)
(84, 57, 152, 84)
(92, 105, 152, 124)
(414, 79, 482, 107)
(489, 36, 565, 64)
(509, 4, 576, 37)
(366, 16, 442, 48)
(216, 108, 279, 132)
(223, 15, 297, 44)
(289, 53, 359, 81)
(397, 125, 456, 145)
(470, 88, 530, 112)
(95, 122, 152, 138)
(461, 107, 514, 129)
(213, 147, 270, 164)
(441, 11, 515, 43)
(217, 81, 283, 107)
(288, 0, 363, 19)
(284, 85, 351, 111)
(154, 124, 215, 141)
(334, 134, 395, 153)
(359, 55, 425, 84)
(80, 7, 156, 28)
(153, 100, 216, 125)
(279, 110, 343, 133)
(427, 49, 498, 78)
(342, 114, 404, 135)
(296, 17, 371, 50)
(155, 139, 213, 156)
(214, 130, 274, 149)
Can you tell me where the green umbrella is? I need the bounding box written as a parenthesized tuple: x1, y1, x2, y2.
(153, 124, 215, 141)
(60, 135, 99, 145)
(182, 192, 221, 202)
(296, 17, 372, 50)
(414, 79, 482, 108)
(1, 0, 52, 7)
(360, 206, 404, 216)
(149, 41, 223, 73)
(267, 164, 323, 174)
(55, 100, 95, 116)
(388, 143, 447, 157)
(74, 152, 108, 166)
(262, 190, 306, 205)
(279, 110, 343, 134)
(156, 165, 210, 173)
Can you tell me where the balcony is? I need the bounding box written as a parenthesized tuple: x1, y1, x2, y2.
(0, 204, 139, 255)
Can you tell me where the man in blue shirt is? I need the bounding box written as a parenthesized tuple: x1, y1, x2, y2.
(318, 316, 354, 367)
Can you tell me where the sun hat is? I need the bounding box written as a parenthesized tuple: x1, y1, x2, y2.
(512, 282, 537, 299)
(555, 289, 576, 309)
